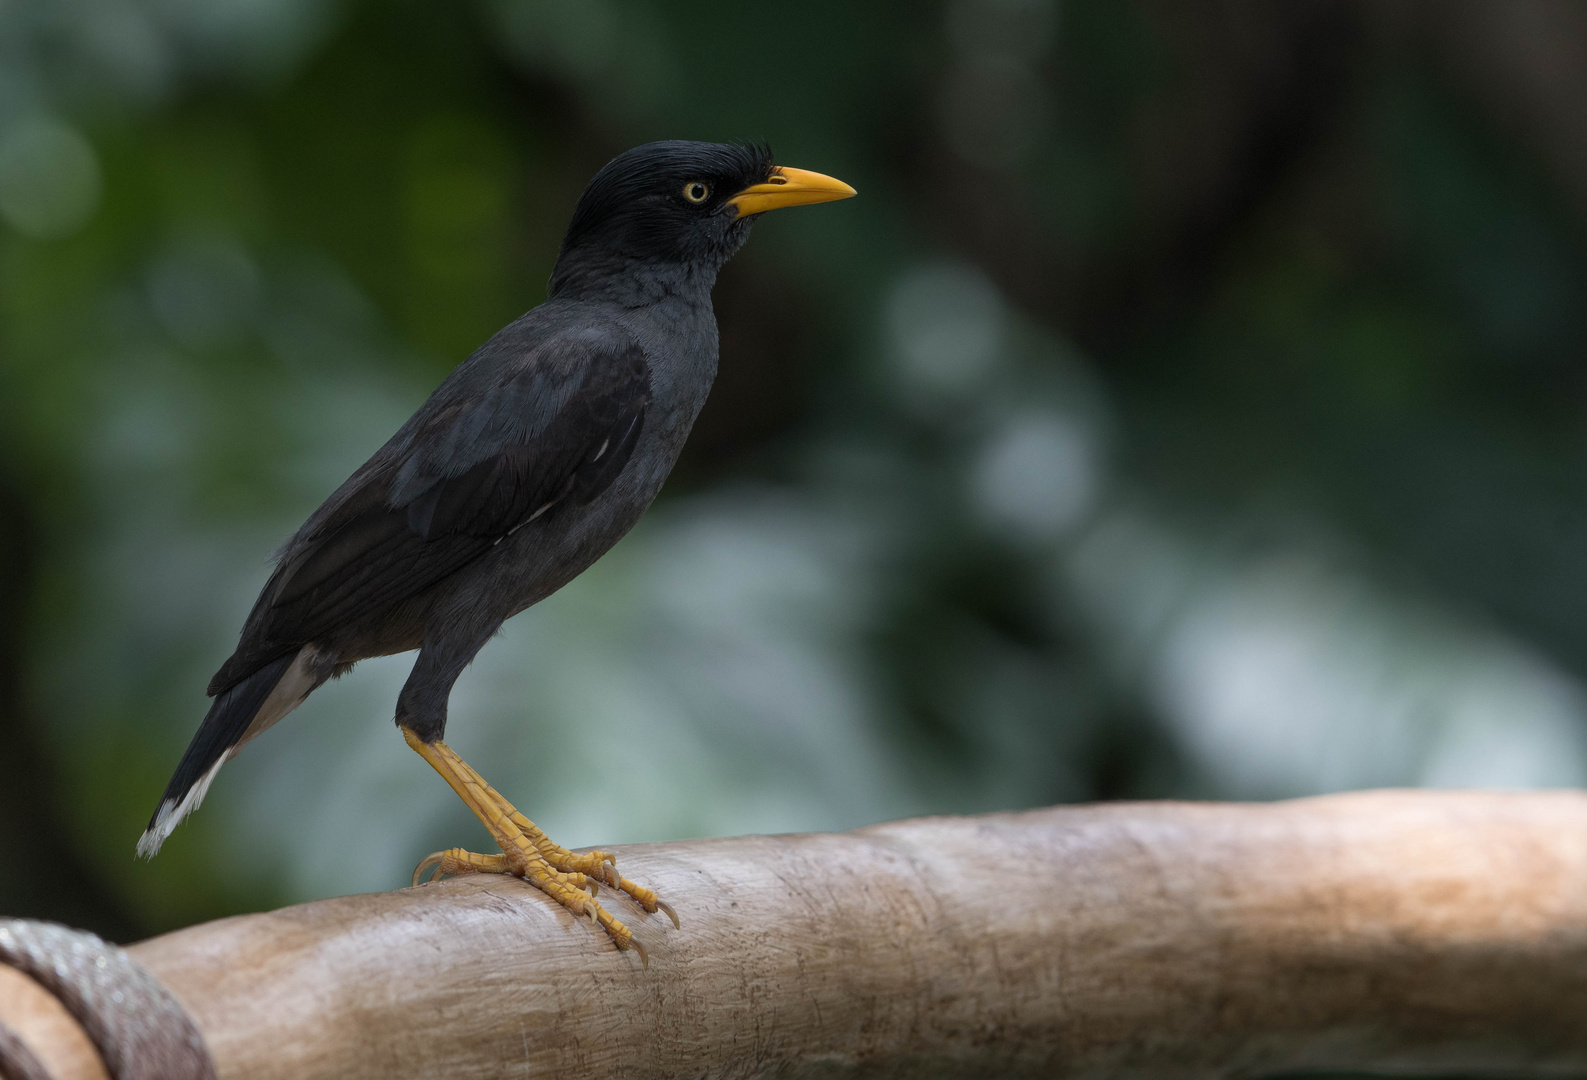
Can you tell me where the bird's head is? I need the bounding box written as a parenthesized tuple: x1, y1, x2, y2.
(549, 140, 855, 300)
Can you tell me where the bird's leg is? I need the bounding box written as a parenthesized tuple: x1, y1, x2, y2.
(401, 728, 674, 960)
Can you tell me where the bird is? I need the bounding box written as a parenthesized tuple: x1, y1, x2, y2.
(138, 140, 856, 961)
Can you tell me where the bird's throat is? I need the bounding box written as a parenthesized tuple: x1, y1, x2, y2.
(548, 254, 724, 307)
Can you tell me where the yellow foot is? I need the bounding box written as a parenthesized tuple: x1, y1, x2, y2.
(402, 729, 677, 964)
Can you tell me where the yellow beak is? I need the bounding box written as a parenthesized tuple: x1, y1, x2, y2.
(728, 166, 857, 217)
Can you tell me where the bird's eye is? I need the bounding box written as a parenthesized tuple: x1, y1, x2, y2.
(683, 182, 710, 204)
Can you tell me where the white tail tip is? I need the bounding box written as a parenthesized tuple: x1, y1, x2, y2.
(135, 753, 230, 859)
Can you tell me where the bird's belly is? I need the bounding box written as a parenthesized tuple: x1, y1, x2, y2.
(319, 594, 431, 664)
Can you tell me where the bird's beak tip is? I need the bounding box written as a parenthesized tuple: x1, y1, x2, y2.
(728, 166, 857, 217)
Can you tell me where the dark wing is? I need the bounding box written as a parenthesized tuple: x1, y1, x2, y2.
(209, 340, 649, 696)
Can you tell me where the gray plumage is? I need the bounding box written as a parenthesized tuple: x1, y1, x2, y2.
(140, 141, 783, 855)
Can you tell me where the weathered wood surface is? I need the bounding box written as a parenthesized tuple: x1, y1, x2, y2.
(124, 790, 1587, 1079)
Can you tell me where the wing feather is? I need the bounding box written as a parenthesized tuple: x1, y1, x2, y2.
(208, 338, 649, 695)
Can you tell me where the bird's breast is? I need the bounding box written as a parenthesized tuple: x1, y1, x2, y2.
(620, 299, 719, 463)
(482, 300, 720, 619)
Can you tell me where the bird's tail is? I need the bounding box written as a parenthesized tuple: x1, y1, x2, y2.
(137, 645, 331, 858)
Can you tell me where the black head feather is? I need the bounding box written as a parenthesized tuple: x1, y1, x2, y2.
(550, 140, 775, 298)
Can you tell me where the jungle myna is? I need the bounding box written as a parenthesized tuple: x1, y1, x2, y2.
(139, 141, 856, 960)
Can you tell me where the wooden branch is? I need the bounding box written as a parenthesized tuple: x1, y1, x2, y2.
(117, 791, 1587, 1078)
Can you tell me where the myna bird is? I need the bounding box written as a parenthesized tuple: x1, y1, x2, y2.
(138, 141, 856, 960)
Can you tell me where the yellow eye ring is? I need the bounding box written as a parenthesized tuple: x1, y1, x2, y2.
(683, 181, 710, 203)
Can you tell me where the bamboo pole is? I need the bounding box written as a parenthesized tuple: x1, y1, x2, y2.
(97, 791, 1587, 1077)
